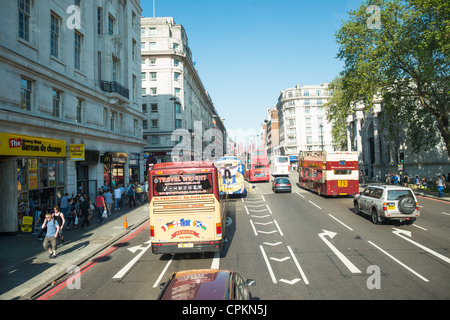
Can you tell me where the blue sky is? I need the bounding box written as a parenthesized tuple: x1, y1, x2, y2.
(141, 0, 363, 139)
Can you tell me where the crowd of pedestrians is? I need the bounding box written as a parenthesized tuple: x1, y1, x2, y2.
(34, 181, 149, 259)
(384, 171, 448, 196)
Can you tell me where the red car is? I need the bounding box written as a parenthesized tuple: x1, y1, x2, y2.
(157, 269, 255, 300)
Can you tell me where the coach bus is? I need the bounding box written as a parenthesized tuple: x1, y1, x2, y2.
(214, 156, 246, 196)
(270, 155, 290, 176)
(148, 161, 228, 254)
(298, 151, 359, 196)
(244, 150, 270, 182)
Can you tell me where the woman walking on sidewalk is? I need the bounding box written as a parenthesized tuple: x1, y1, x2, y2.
(52, 206, 65, 244)
(436, 176, 446, 197)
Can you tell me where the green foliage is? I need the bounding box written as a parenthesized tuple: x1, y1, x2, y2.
(328, 0, 450, 157)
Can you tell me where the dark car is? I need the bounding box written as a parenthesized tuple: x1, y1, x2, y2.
(157, 269, 255, 300)
(272, 177, 292, 193)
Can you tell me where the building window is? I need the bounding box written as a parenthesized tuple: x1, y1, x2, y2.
(174, 88, 180, 97)
(306, 136, 312, 145)
(142, 88, 146, 95)
(151, 104, 158, 112)
(173, 43, 179, 50)
(110, 111, 116, 131)
(143, 119, 148, 129)
(151, 136, 159, 145)
(175, 103, 181, 113)
(108, 15, 114, 35)
(112, 59, 118, 82)
(74, 31, 82, 70)
(18, 0, 31, 42)
(173, 59, 180, 67)
(50, 13, 61, 58)
(97, 7, 103, 35)
(149, 28, 157, 36)
(150, 88, 157, 96)
(305, 106, 310, 113)
(175, 119, 182, 129)
(149, 42, 156, 50)
(303, 90, 309, 97)
(150, 59, 156, 66)
(316, 90, 322, 96)
(142, 104, 147, 113)
(134, 119, 138, 136)
(141, 28, 145, 35)
(132, 39, 136, 60)
(52, 89, 62, 118)
(150, 72, 157, 81)
(151, 119, 158, 128)
(174, 72, 181, 82)
(76, 98, 84, 123)
(103, 108, 108, 127)
(20, 78, 32, 111)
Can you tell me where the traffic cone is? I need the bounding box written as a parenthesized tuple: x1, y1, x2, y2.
(123, 215, 128, 229)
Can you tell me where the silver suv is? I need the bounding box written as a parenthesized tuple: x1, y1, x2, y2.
(354, 185, 420, 225)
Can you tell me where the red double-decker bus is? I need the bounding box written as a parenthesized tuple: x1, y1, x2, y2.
(298, 151, 359, 196)
(244, 150, 270, 182)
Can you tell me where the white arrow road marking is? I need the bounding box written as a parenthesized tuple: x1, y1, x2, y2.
(368, 240, 429, 282)
(254, 221, 274, 226)
(263, 242, 283, 246)
(279, 278, 301, 285)
(113, 242, 152, 279)
(441, 212, 450, 216)
(270, 257, 291, 262)
(258, 230, 278, 234)
(260, 245, 277, 284)
(392, 228, 450, 265)
(318, 230, 361, 274)
(251, 215, 270, 218)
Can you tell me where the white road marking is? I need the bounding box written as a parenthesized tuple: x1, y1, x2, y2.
(368, 240, 429, 282)
(309, 200, 322, 210)
(328, 214, 354, 231)
(287, 246, 310, 285)
(259, 245, 277, 284)
(113, 243, 152, 280)
(279, 278, 301, 285)
(249, 220, 258, 236)
(270, 257, 291, 262)
(152, 255, 174, 288)
(273, 220, 284, 236)
(211, 251, 220, 269)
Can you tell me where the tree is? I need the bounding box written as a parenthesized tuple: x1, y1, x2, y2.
(328, 0, 450, 158)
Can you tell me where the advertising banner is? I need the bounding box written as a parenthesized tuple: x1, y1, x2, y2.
(0, 133, 66, 157)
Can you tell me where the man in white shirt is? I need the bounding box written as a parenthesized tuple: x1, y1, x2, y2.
(114, 186, 122, 210)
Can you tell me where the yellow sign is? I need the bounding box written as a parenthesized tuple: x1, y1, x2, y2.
(338, 180, 348, 187)
(0, 133, 66, 157)
(69, 144, 85, 161)
(21, 216, 34, 233)
(28, 158, 38, 189)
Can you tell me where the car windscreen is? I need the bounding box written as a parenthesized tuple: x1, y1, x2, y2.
(387, 189, 414, 201)
(152, 173, 213, 196)
(278, 157, 289, 163)
(276, 178, 290, 184)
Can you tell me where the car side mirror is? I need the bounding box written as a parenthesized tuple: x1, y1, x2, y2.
(159, 282, 166, 290)
(245, 279, 256, 287)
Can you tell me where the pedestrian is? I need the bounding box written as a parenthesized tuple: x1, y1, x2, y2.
(136, 184, 143, 205)
(128, 186, 136, 208)
(421, 176, 428, 188)
(436, 176, 446, 197)
(119, 184, 126, 207)
(80, 196, 90, 228)
(52, 205, 65, 244)
(35, 208, 48, 240)
(60, 193, 69, 218)
(88, 198, 95, 222)
(65, 198, 77, 230)
(95, 192, 106, 223)
(104, 189, 113, 215)
(414, 175, 420, 188)
(114, 185, 122, 210)
(143, 180, 149, 203)
(385, 171, 391, 185)
(403, 173, 409, 187)
(42, 213, 59, 259)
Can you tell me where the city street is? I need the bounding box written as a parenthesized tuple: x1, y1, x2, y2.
(36, 174, 450, 300)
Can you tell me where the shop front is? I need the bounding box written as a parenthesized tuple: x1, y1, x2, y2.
(101, 152, 127, 190)
(129, 153, 140, 183)
(0, 132, 66, 235)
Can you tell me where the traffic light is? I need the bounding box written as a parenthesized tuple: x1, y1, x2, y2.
(399, 152, 404, 163)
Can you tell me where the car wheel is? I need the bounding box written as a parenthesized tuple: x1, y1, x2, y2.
(371, 208, 381, 225)
(354, 201, 361, 215)
(398, 197, 416, 215)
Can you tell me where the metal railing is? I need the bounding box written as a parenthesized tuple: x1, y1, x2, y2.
(100, 81, 129, 99)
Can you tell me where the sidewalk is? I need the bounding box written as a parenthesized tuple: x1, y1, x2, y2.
(0, 202, 150, 300)
(359, 180, 450, 202)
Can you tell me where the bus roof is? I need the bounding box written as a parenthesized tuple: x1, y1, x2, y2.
(151, 161, 215, 170)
